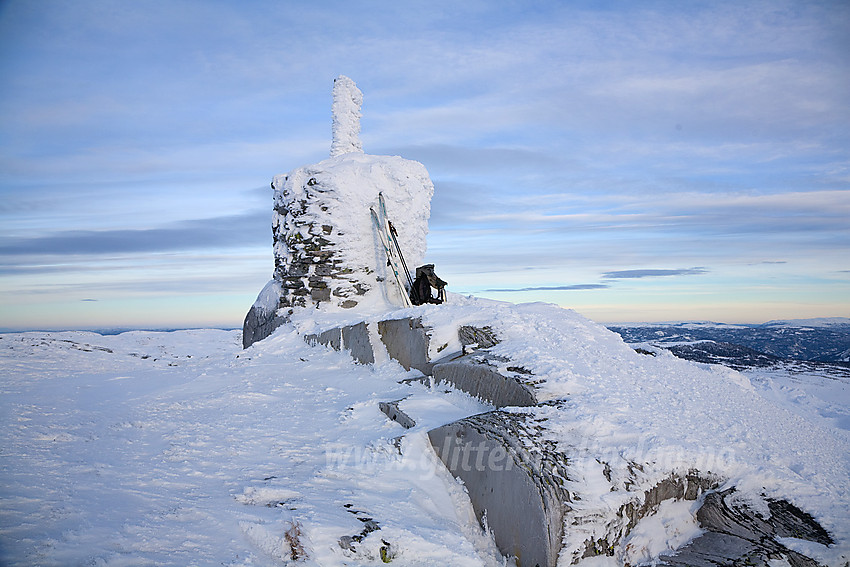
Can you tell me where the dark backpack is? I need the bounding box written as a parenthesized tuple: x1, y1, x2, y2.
(409, 264, 447, 305)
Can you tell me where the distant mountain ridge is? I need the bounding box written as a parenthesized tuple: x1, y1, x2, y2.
(611, 317, 850, 329)
(760, 317, 850, 328)
(609, 318, 850, 363)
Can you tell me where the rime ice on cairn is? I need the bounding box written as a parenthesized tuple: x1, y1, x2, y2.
(329, 75, 363, 157)
(243, 76, 434, 348)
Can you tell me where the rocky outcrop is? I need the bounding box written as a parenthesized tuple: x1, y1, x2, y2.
(242, 301, 287, 350)
(432, 354, 537, 407)
(658, 489, 834, 567)
(305, 317, 441, 371)
(428, 410, 570, 567)
(313, 317, 538, 407)
(304, 322, 375, 365)
(377, 318, 434, 374)
(304, 317, 834, 567)
(378, 400, 416, 429)
(242, 280, 287, 349)
(429, 407, 833, 567)
(301, 318, 537, 409)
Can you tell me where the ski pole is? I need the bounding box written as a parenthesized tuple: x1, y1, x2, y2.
(388, 221, 414, 288)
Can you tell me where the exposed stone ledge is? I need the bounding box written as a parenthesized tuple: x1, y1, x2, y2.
(300, 317, 833, 567)
(432, 354, 537, 408)
(303, 318, 533, 408)
(657, 488, 834, 567)
(429, 408, 831, 567)
(428, 410, 570, 567)
(304, 321, 374, 365)
(376, 318, 433, 374)
(242, 301, 288, 350)
(378, 399, 415, 429)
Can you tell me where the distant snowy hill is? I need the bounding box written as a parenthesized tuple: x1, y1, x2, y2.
(611, 317, 850, 330)
(610, 318, 850, 363)
(761, 317, 850, 328)
(609, 320, 751, 329)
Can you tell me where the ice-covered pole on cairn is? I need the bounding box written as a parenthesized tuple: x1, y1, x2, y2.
(330, 75, 364, 157)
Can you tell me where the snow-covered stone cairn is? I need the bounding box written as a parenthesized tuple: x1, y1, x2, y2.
(240, 79, 837, 567)
(243, 76, 434, 348)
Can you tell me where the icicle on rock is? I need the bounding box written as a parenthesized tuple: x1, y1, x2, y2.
(330, 75, 363, 158)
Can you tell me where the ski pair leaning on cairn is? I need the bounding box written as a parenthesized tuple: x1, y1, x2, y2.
(370, 193, 447, 308)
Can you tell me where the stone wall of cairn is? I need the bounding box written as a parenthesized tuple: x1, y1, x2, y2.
(271, 173, 369, 312)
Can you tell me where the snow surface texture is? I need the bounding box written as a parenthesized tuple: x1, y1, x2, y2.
(0, 327, 499, 566)
(2, 296, 848, 566)
(330, 75, 363, 158)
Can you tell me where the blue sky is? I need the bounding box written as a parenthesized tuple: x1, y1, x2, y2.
(1, 0, 848, 330)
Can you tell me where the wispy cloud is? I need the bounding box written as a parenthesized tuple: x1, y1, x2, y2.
(484, 284, 609, 292)
(0, 212, 269, 256)
(602, 268, 708, 279)
(432, 189, 850, 250)
(378, 144, 563, 173)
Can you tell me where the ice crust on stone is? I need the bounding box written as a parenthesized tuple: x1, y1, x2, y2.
(250, 279, 282, 315)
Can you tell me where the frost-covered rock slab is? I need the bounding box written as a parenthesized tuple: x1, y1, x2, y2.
(412, 297, 847, 566)
(305, 321, 376, 365)
(657, 488, 834, 567)
(304, 316, 436, 372)
(431, 353, 538, 407)
(285, 295, 846, 565)
(242, 279, 287, 348)
(299, 313, 538, 409)
(428, 410, 571, 567)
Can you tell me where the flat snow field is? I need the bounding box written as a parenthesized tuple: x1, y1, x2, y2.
(0, 327, 502, 566)
(1, 298, 848, 566)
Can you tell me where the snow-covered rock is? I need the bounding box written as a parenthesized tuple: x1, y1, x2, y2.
(244, 77, 434, 347)
(242, 279, 286, 349)
(281, 296, 847, 567)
